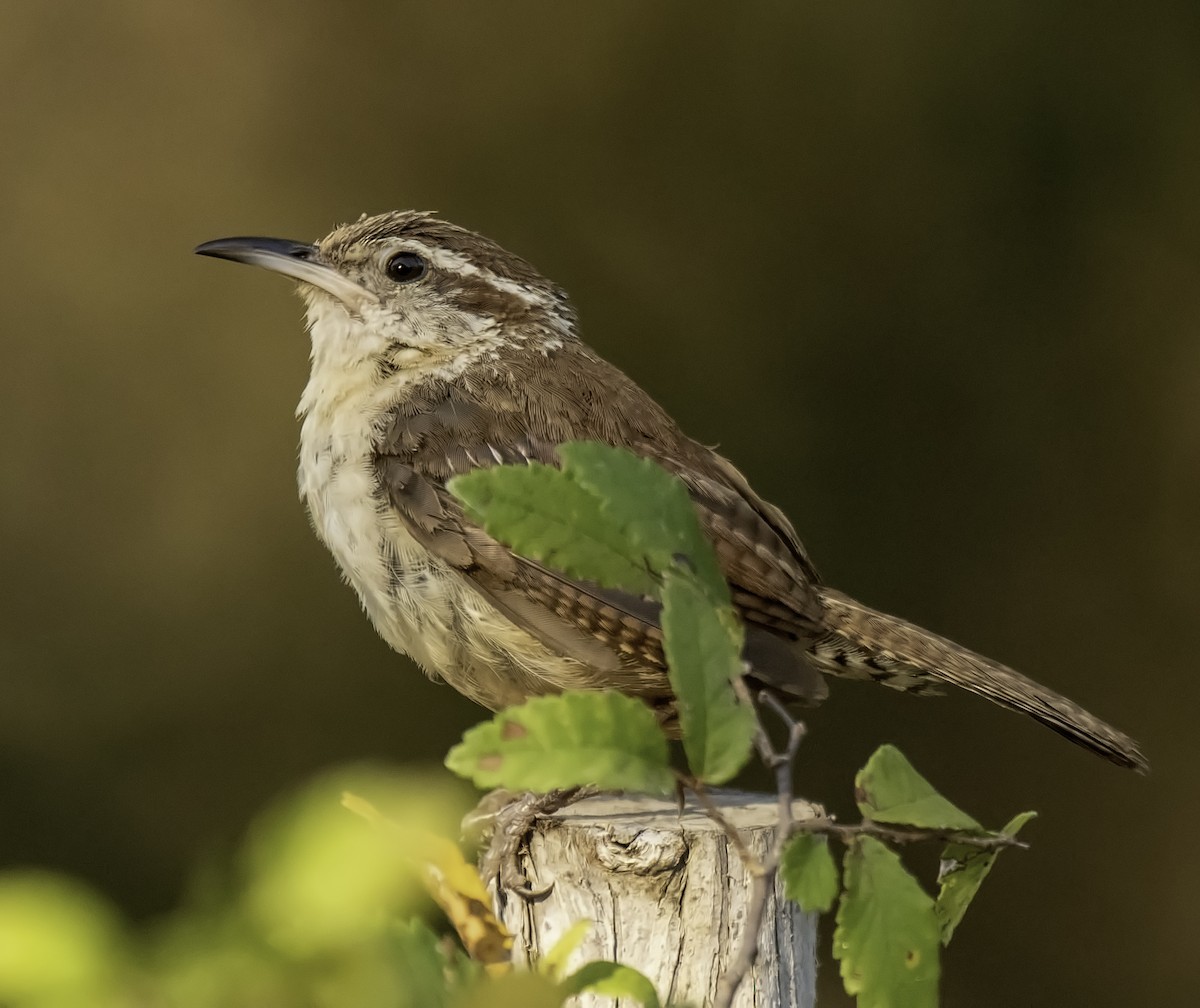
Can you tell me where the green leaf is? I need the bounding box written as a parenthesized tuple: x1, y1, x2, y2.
(855, 745, 981, 831)
(936, 811, 1036, 945)
(448, 464, 656, 596)
(661, 569, 755, 784)
(557, 441, 728, 603)
(560, 961, 662, 1008)
(538, 920, 592, 981)
(444, 691, 674, 794)
(834, 837, 940, 1008)
(391, 919, 462, 1008)
(451, 971, 566, 1008)
(780, 834, 840, 913)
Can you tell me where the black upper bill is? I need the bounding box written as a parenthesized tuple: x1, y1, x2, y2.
(194, 236, 317, 264)
(193, 235, 375, 310)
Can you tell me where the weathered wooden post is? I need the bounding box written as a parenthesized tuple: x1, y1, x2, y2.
(494, 792, 820, 1008)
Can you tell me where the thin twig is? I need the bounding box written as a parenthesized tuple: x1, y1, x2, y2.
(712, 682, 1023, 1007)
(793, 816, 1029, 851)
(712, 690, 806, 1008)
(732, 674, 775, 767)
(759, 691, 807, 883)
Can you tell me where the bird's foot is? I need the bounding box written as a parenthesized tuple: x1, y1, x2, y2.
(467, 786, 600, 900)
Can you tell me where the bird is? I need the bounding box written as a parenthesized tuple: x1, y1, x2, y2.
(195, 210, 1147, 773)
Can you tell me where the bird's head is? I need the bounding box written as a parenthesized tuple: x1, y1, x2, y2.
(195, 211, 577, 373)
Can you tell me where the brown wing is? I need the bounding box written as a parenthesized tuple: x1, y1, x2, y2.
(372, 344, 827, 703)
(381, 457, 668, 669)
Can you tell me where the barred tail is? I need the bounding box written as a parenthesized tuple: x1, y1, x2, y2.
(811, 588, 1148, 772)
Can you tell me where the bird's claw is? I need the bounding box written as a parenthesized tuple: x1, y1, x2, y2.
(469, 786, 599, 900)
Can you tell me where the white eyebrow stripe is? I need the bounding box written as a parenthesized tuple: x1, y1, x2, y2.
(401, 241, 475, 274)
(393, 241, 551, 305)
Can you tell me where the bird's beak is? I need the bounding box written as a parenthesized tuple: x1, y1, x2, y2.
(194, 236, 376, 312)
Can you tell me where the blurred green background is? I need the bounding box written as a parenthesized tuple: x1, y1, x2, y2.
(1, 2, 1196, 1004)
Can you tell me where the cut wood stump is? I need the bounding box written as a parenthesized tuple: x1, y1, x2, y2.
(492, 791, 821, 1007)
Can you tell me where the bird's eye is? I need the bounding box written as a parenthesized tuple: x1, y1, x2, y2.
(384, 251, 427, 284)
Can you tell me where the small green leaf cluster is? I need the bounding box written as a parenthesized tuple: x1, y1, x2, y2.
(449, 441, 756, 790)
(781, 746, 1034, 1008)
(446, 442, 1037, 1008)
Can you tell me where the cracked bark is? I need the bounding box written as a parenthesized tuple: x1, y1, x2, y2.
(492, 791, 819, 1008)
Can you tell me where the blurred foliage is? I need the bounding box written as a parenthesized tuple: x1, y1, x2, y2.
(0, 766, 481, 1007)
(0, 873, 129, 1008)
(0, 765, 658, 1008)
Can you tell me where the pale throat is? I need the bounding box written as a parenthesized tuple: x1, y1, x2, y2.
(295, 285, 572, 432)
(293, 297, 418, 621)
(294, 293, 513, 505)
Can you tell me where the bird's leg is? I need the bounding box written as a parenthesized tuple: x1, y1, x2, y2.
(467, 786, 601, 899)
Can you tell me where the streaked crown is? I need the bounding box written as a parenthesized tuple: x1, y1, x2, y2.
(313, 211, 579, 349)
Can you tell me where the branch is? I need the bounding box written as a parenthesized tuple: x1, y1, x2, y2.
(710, 685, 805, 1008)
(794, 817, 1029, 852)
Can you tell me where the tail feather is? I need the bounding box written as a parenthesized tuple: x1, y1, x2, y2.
(812, 588, 1149, 773)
